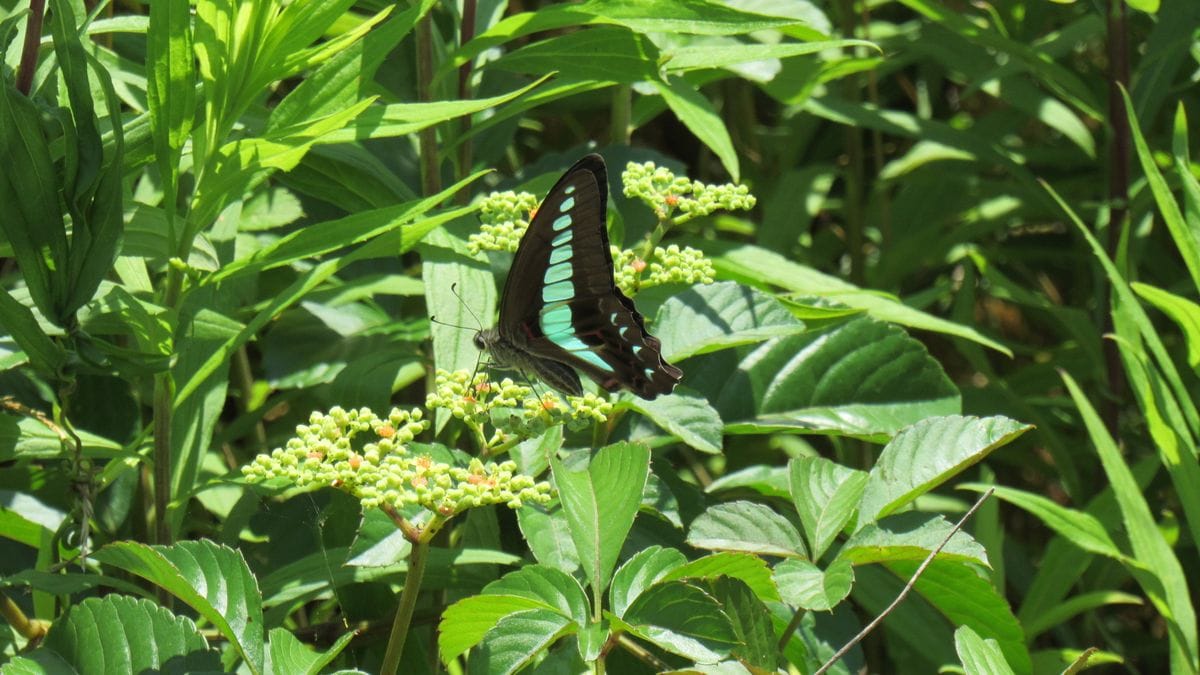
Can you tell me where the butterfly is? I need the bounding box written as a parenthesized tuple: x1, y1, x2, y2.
(474, 154, 682, 400)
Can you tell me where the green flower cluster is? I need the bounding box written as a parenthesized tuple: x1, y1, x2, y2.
(467, 191, 540, 256)
(612, 244, 716, 295)
(622, 161, 756, 223)
(426, 369, 612, 442)
(241, 406, 552, 516)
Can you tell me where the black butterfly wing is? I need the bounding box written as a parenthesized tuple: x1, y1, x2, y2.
(498, 154, 682, 399)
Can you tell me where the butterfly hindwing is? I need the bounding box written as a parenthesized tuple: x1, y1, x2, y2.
(495, 154, 681, 399)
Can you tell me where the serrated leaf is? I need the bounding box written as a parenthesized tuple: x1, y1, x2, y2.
(687, 501, 806, 558)
(622, 390, 723, 453)
(552, 442, 651, 594)
(655, 282, 805, 362)
(483, 565, 591, 627)
(789, 456, 868, 559)
(611, 546, 688, 618)
(774, 559, 853, 611)
(704, 577, 779, 671)
(93, 540, 265, 672)
(468, 609, 575, 675)
(517, 504, 580, 575)
(664, 552, 780, 602)
(859, 415, 1031, 522)
(267, 627, 356, 675)
(439, 595, 551, 664)
(623, 581, 738, 664)
(33, 595, 218, 673)
(840, 512, 989, 567)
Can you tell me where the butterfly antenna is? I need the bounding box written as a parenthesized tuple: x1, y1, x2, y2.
(429, 316, 476, 331)
(450, 283, 485, 331)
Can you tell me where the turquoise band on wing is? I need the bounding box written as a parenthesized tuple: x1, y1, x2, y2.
(549, 245, 572, 264)
(560, 196, 576, 211)
(552, 231, 572, 247)
(544, 262, 572, 284)
(556, 334, 613, 372)
(543, 280, 573, 303)
(553, 215, 572, 231)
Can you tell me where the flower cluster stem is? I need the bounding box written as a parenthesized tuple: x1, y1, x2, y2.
(381, 514, 446, 675)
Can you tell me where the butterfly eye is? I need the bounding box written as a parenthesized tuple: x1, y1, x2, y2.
(473, 333, 486, 350)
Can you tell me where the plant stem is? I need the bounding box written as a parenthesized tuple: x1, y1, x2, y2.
(836, 0, 866, 286)
(1102, 0, 1130, 433)
(416, 11, 440, 196)
(381, 514, 445, 674)
(15, 0, 45, 95)
(152, 373, 174, 549)
(456, 0, 477, 203)
(610, 85, 631, 146)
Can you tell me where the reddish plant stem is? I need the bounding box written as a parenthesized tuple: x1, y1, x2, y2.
(16, 0, 46, 95)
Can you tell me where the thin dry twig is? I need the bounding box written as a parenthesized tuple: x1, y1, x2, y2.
(813, 488, 995, 675)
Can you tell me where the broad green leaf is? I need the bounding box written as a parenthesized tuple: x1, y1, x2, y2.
(689, 314, 960, 439)
(1134, 282, 1200, 370)
(610, 546, 687, 618)
(655, 76, 739, 181)
(707, 242, 1010, 354)
(704, 577, 779, 671)
(773, 559, 853, 611)
(0, 288, 67, 376)
(663, 552, 780, 602)
(706, 465, 790, 499)
(961, 484, 1122, 560)
(789, 456, 868, 559)
(93, 540, 265, 673)
(266, 627, 356, 675)
(622, 390, 723, 453)
(840, 512, 989, 566)
(655, 281, 805, 362)
(0, 417, 125, 462)
(686, 501, 806, 558)
(483, 565, 591, 627)
(31, 595, 218, 673)
(468, 609, 575, 675)
(552, 442, 651, 593)
(0, 491, 67, 548)
(955, 625, 1016, 675)
(491, 26, 659, 84)
(517, 504, 580, 575)
(623, 581, 738, 664)
(439, 595, 556, 664)
(859, 415, 1031, 522)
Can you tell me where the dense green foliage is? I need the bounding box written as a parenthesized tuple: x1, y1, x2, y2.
(1, 0, 1198, 673)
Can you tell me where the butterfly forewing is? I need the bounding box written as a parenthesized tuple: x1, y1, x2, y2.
(496, 154, 681, 399)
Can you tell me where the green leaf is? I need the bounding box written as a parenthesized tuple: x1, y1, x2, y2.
(654, 76, 739, 181)
(1021, 590, 1142, 641)
(483, 565, 591, 627)
(960, 484, 1123, 560)
(840, 512, 990, 567)
(468, 609, 575, 675)
(859, 415, 1031, 522)
(439, 595, 557, 664)
(0, 288, 67, 376)
(0, 78, 67, 320)
(517, 504, 580, 575)
(1133, 284, 1200, 370)
(704, 577, 779, 671)
(665, 39, 876, 73)
(621, 390, 723, 453)
(707, 241, 1011, 354)
(655, 281, 805, 362)
(955, 625, 1016, 675)
(93, 540, 265, 674)
(622, 581, 738, 663)
(664, 552, 780, 603)
(686, 501, 807, 558)
(1061, 370, 1199, 664)
(690, 314, 960, 439)
(492, 26, 659, 84)
(788, 456, 868, 559)
(30, 595, 218, 673)
(774, 559, 853, 611)
(610, 546, 687, 618)
(146, 0, 194, 240)
(267, 627, 356, 675)
(552, 442, 651, 593)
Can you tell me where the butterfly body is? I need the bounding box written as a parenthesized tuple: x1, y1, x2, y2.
(476, 154, 682, 400)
